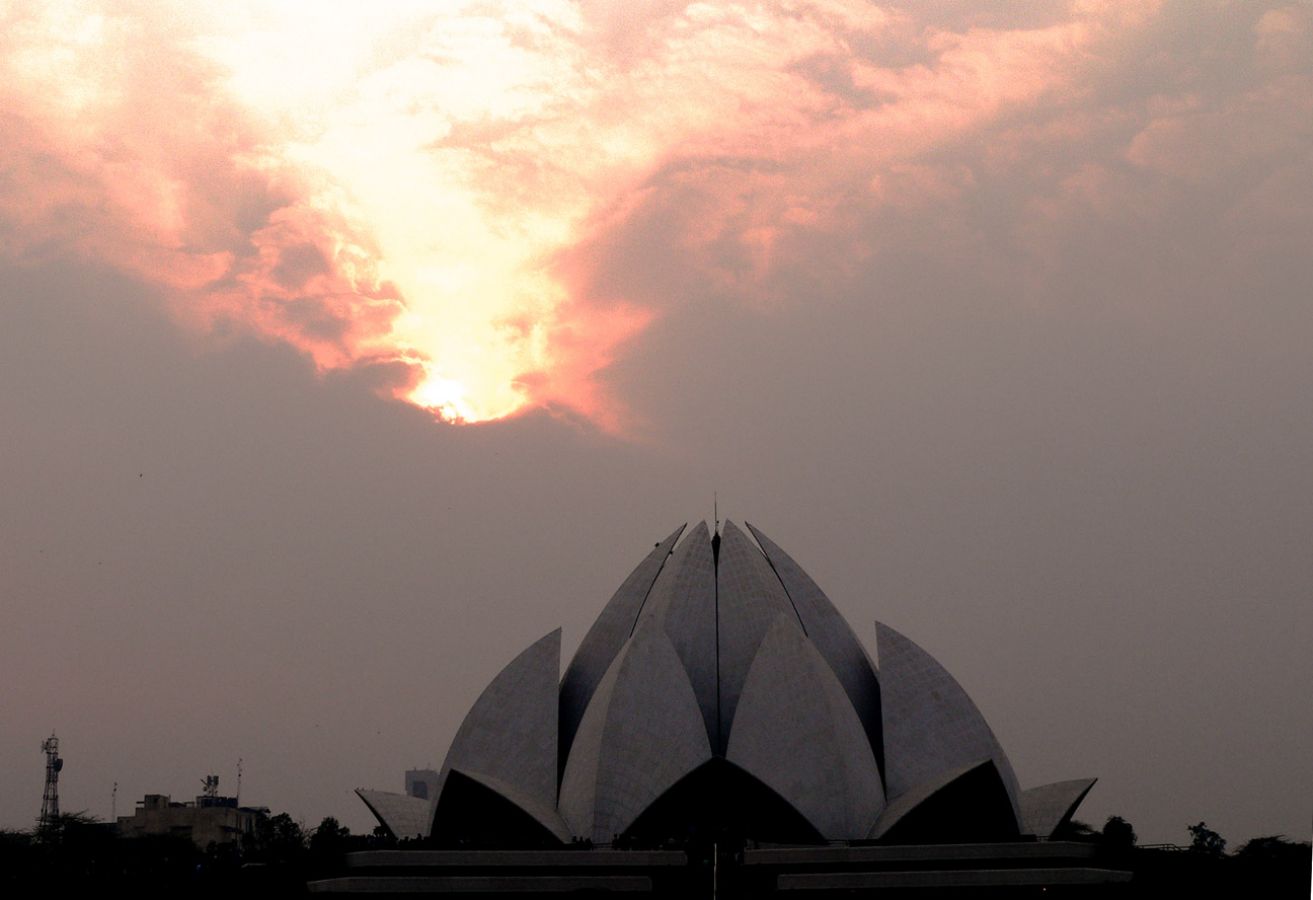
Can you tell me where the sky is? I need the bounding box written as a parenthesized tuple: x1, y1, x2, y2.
(1, 0, 1310, 846)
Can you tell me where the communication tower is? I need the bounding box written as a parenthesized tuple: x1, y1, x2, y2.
(39, 733, 62, 828)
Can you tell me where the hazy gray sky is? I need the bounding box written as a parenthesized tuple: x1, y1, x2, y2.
(2, 1, 1310, 845)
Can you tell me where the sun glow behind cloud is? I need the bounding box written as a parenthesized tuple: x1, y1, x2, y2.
(6, 1, 1303, 432)
(1, 1, 662, 427)
(201, 1, 674, 426)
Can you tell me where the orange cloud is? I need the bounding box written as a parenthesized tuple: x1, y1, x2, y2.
(18, 1, 1283, 432)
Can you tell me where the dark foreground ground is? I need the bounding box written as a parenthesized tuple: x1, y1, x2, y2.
(3, 816, 1308, 897)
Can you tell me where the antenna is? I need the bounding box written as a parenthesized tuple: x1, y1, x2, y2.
(711, 492, 722, 566)
(111, 781, 118, 822)
(39, 733, 62, 829)
(236, 758, 243, 804)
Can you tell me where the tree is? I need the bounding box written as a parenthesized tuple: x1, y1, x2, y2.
(1100, 815, 1136, 850)
(1187, 821, 1226, 857)
(253, 812, 306, 865)
(1231, 835, 1313, 896)
(1233, 834, 1309, 865)
(34, 810, 103, 844)
(309, 817, 350, 856)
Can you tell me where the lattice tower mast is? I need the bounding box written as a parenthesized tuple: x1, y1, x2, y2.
(39, 733, 62, 827)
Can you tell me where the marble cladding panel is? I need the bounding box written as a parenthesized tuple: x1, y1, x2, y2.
(635, 521, 719, 747)
(559, 628, 713, 842)
(1019, 778, 1097, 838)
(438, 629, 561, 819)
(746, 522, 885, 774)
(715, 521, 803, 747)
(557, 642, 622, 836)
(877, 623, 1020, 819)
(559, 524, 686, 768)
(449, 769, 572, 842)
(868, 759, 994, 839)
(726, 616, 885, 839)
(356, 789, 433, 839)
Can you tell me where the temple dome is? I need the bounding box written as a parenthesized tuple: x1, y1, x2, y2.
(359, 520, 1095, 847)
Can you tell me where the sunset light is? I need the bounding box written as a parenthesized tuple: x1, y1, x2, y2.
(3, 1, 1301, 433)
(4, 0, 1311, 873)
(2, 1, 647, 427)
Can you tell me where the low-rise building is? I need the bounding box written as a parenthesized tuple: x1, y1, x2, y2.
(117, 791, 268, 848)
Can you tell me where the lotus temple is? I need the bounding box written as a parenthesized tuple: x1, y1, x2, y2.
(315, 521, 1130, 895)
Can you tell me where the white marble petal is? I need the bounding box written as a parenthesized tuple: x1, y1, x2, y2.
(355, 789, 432, 840)
(558, 627, 713, 843)
(868, 759, 1002, 840)
(746, 522, 884, 774)
(1019, 778, 1097, 838)
(727, 616, 885, 839)
(877, 622, 1021, 821)
(632, 521, 719, 747)
(714, 521, 801, 748)
(559, 524, 686, 769)
(437, 629, 560, 822)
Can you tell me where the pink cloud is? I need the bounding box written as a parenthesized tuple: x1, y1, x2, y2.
(2, 1, 1304, 432)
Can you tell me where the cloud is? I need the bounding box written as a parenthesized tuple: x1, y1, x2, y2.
(1, 1, 1307, 432)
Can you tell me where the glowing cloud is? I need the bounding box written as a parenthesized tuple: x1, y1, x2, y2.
(13, 1, 1273, 431)
(1, 2, 658, 427)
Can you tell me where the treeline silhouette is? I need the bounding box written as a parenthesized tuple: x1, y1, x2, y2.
(1056, 815, 1310, 897)
(1, 811, 1308, 895)
(0, 811, 395, 895)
